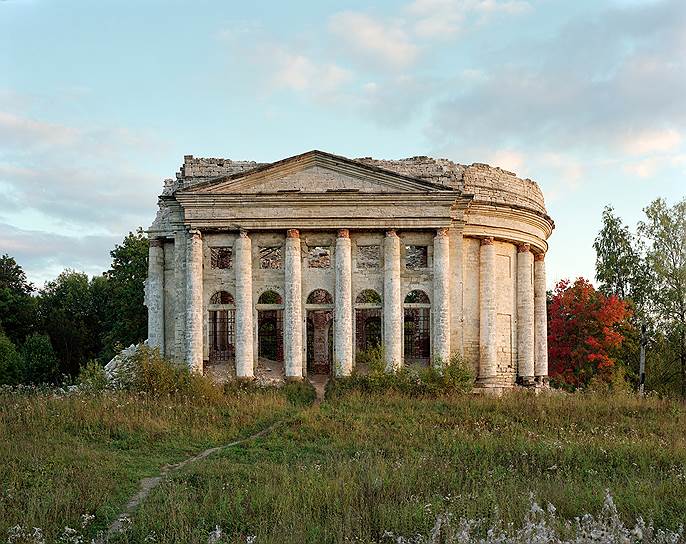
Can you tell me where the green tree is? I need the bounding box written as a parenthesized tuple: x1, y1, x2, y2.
(20, 333, 59, 384)
(0, 254, 37, 344)
(102, 229, 149, 361)
(0, 330, 23, 386)
(638, 197, 686, 396)
(39, 270, 99, 377)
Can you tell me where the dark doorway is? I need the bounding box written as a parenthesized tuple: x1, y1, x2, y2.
(258, 310, 283, 362)
(306, 310, 333, 374)
(209, 309, 235, 363)
(355, 309, 382, 353)
(403, 307, 431, 363)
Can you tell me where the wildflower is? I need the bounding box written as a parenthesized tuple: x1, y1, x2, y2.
(207, 525, 223, 544)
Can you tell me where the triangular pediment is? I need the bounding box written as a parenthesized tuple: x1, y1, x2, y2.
(178, 150, 454, 194)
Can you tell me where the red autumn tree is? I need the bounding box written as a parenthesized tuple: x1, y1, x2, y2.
(548, 277, 633, 388)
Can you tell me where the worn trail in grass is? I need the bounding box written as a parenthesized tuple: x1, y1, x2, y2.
(114, 392, 686, 544)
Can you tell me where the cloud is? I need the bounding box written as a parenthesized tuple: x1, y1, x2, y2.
(621, 128, 683, 155)
(428, 0, 686, 158)
(0, 222, 119, 286)
(271, 51, 352, 94)
(407, 0, 531, 38)
(329, 11, 420, 69)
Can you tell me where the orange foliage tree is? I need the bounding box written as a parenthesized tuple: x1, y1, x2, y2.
(548, 277, 633, 388)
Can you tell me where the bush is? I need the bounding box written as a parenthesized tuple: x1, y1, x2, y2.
(282, 379, 317, 407)
(327, 351, 474, 399)
(354, 345, 385, 374)
(77, 360, 108, 392)
(0, 330, 22, 386)
(20, 334, 59, 384)
(586, 364, 634, 396)
(109, 345, 225, 404)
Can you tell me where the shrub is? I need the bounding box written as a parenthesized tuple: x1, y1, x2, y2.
(354, 345, 385, 374)
(77, 360, 108, 392)
(0, 330, 22, 386)
(20, 334, 59, 384)
(327, 351, 474, 399)
(110, 345, 225, 404)
(282, 379, 317, 407)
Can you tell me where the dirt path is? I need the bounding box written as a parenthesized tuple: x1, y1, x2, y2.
(98, 421, 282, 542)
(308, 374, 328, 404)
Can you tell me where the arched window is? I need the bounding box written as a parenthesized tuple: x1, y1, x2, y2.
(355, 289, 382, 305)
(210, 291, 235, 305)
(403, 290, 430, 363)
(258, 290, 283, 305)
(404, 290, 430, 304)
(307, 289, 334, 305)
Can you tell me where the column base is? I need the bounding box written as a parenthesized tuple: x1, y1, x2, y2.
(236, 375, 255, 383)
(285, 375, 304, 383)
(517, 376, 537, 387)
(475, 376, 501, 388)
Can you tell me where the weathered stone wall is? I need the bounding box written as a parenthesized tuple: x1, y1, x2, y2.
(495, 241, 517, 386)
(176, 155, 265, 186)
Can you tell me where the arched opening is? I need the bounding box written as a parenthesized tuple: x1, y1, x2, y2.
(208, 291, 235, 364)
(256, 290, 284, 363)
(404, 290, 431, 364)
(355, 289, 382, 359)
(306, 289, 334, 375)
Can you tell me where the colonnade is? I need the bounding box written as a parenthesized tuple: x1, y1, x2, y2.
(478, 237, 548, 386)
(146, 230, 548, 384)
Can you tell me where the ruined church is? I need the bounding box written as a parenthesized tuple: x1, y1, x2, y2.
(146, 150, 554, 389)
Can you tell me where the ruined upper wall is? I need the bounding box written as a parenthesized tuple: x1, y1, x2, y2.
(176, 155, 266, 184)
(168, 153, 547, 215)
(356, 156, 547, 215)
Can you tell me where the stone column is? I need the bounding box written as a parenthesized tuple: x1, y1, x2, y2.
(534, 253, 549, 383)
(432, 228, 451, 367)
(185, 229, 203, 373)
(384, 229, 402, 371)
(234, 230, 254, 379)
(173, 231, 187, 363)
(147, 238, 165, 353)
(479, 237, 497, 383)
(334, 229, 353, 376)
(449, 224, 464, 356)
(284, 229, 303, 380)
(517, 243, 535, 384)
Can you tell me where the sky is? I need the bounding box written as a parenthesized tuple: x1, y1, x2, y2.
(1, 0, 685, 287)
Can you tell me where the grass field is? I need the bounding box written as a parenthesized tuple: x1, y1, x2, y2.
(1, 387, 685, 543)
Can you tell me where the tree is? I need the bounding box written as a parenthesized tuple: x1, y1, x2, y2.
(39, 270, 100, 377)
(0, 254, 37, 344)
(0, 330, 22, 386)
(548, 278, 633, 389)
(594, 207, 642, 301)
(102, 229, 148, 361)
(638, 198, 686, 396)
(21, 333, 59, 384)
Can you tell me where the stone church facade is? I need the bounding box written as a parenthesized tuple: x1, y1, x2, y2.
(146, 150, 554, 388)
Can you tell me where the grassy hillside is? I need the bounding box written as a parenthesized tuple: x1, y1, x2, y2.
(1, 387, 685, 543)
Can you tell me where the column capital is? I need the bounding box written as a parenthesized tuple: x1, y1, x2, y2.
(534, 252, 545, 262)
(337, 228, 350, 238)
(286, 229, 300, 239)
(187, 228, 202, 239)
(149, 238, 164, 248)
(481, 236, 494, 246)
(518, 243, 531, 253)
(435, 227, 449, 238)
(385, 229, 398, 238)
(238, 229, 249, 238)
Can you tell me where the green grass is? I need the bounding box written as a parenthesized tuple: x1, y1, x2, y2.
(1, 388, 685, 543)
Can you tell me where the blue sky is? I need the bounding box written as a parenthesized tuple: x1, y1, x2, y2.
(1, 0, 684, 286)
